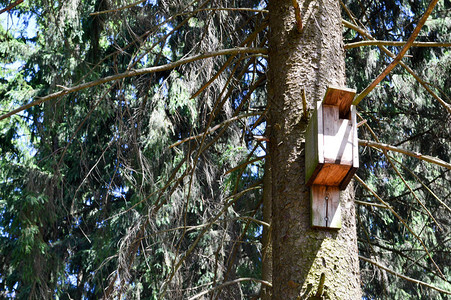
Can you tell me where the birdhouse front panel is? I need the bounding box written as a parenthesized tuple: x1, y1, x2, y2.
(305, 86, 359, 229)
(305, 86, 358, 190)
(311, 185, 341, 228)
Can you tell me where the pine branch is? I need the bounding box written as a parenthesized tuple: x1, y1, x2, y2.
(169, 112, 263, 148)
(345, 40, 451, 49)
(0, 47, 268, 122)
(0, 0, 23, 14)
(387, 154, 451, 213)
(342, 19, 451, 115)
(345, 21, 451, 115)
(188, 277, 272, 300)
(353, 0, 440, 106)
(359, 255, 451, 295)
(358, 139, 451, 170)
(91, 5, 268, 16)
(354, 175, 445, 280)
(159, 184, 263, 298)
(357, 117, 443, 230)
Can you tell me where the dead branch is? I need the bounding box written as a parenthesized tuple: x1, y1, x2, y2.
(159, 184, 263, 298)
(342, 18, 451, 115)
(292, 0, 303, 33)
(0, 47, 268, 122)
(359, 255, 451, 295)
(224, 156, 265, 175)
(345, 40, 451, 49)
(188, 277, 272, 300)
(355, 200, 388, 208)
(354, 175, 445, 279)
(358, 139, 451, 170)
(169, 112, 263, 148)
(91, 5, 268, 16)
(0, 0, 23, 14)
(353, 0, 440, 106)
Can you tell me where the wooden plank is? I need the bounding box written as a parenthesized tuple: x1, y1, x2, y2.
(311, 185, 325, 227)
(323, 105, 353, 165)
(305, 101, 324, 186)
(328, 186, 341, 228)
(305, 103, 318, 184)
(317, 101, 324, 165)
(323, 85, 356, 119)
(312, 163, 351, 186)
(339, 166, 358, 190)
(351, 105, 359, 169)
(339, 105, 359, 190)
(311, 185, 341, 229)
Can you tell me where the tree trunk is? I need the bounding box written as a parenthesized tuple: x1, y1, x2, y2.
(267, 0, 362, 298)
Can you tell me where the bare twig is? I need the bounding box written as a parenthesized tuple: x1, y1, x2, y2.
(358, 139, 451, 170)
(91, 5, 268, 16)
(343, 20, 451, 115)
(0, 0, 23, 14)
(355, 200, 387, 208)
(188, 277, 272, 300)
(159, 184, 263, 298)
(292, 0, 303, 33)
(0, 47, 268, 122)
(351, 0, 440, 106)
(345, 40, 451, 49)
(224, 156, 265, 175)
(359, 255, 451, 295)
(354, 175, 445, 279)
(238, 216, 270, 228)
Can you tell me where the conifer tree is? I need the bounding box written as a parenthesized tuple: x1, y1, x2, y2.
(0, 0, 450, 298)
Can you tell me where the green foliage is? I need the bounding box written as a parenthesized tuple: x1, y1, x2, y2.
(0, 0, 449, 298)
(1, 0, 266, 298)
(344, 0, 451, 298)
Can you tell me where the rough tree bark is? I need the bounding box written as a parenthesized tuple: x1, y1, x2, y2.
(267, 0, 361, 298)
(261, 153, 273, 300)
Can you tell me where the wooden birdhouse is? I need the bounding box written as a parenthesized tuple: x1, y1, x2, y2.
(305, 86, 359, 229)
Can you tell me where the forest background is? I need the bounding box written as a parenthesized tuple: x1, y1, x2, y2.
(0, 0, 450, 299)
